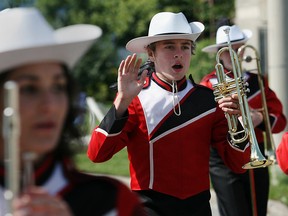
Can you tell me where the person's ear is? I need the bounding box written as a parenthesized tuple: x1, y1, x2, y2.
(148, 50, 155, 62)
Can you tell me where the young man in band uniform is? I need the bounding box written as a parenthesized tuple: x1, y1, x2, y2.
(88, 12, 251, 216)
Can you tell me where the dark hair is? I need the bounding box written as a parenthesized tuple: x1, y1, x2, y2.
(0, 65, 83, 159)
(138, 59, 154, 77)
(55, 65, 83, 159)
(216, 17, 233, 29)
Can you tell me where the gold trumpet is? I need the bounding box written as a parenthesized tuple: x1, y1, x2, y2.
(237, 44, 277, 164)
(213, 27, 273, 169)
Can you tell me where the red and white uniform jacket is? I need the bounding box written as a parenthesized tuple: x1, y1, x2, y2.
(88, 73, 250, 199)
(277, 132, 288, 175)
(200, 70, 287, 144)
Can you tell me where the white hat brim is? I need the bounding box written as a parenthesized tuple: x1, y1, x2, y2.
(0, 24, 102, 72)
(202, 29, 252, 53)
(126, 33, 201, 53)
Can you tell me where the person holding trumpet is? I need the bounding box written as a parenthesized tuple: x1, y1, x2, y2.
(0, 7, 145, 216)
(200, 24, 287, 216)
(87, 11, 251, 216)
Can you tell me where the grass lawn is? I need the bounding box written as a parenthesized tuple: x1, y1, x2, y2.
(269, 167, 288, 206)
(75, 147, 288, 206)
(74, 147, 130, 177)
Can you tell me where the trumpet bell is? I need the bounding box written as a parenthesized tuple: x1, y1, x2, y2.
(242, 158, 274, 169)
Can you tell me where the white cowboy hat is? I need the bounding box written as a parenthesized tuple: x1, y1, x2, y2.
(202, 25, 252, 53)
(126, 12, 205, 53)
(0, 7, 102, 73)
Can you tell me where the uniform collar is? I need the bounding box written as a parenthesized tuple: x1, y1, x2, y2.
(151, 72, 187, 92)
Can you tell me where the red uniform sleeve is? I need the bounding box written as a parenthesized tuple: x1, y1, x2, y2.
(276, 132, 288, 175)
(247, 75, 287, 144)
(199, 71, 215, 90)
(87, 100, 138, 162)
(261, 77, 286, 133)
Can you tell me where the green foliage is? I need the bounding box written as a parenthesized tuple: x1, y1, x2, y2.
(270, 169, 288, 206)
(35, 0, 159, 102)
(189, 38, 216, 83)
(34, 0, 235, 104)
(0, 0, 35, 8)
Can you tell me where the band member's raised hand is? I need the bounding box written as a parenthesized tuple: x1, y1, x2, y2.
(115, 53, 147, 118)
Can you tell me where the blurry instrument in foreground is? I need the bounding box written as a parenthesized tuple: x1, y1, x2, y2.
(3, 81, 20, 216)
(2, 81, 37, 216)
(212, 27, 273, 169)
(237, 44, 277, 164)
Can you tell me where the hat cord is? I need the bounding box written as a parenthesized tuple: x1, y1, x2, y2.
(172, 80, 181, 116)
